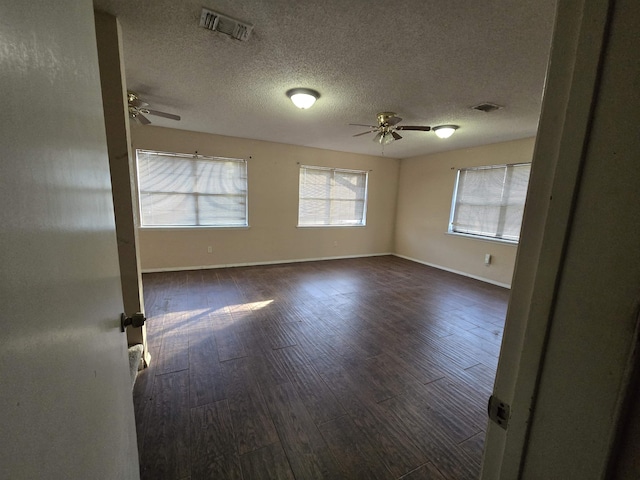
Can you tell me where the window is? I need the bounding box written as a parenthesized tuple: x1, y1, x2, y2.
(449, 163, 531, 242)
(136, 149, 247, 227)
(298, 165, 368, 226)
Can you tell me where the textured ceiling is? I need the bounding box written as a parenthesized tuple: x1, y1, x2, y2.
(93, 0, 557, 159)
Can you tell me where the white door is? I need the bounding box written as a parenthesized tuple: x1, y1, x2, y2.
(0, 1, 139, 478)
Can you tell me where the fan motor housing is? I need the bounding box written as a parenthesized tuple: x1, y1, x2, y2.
(377, 112, 397, 126)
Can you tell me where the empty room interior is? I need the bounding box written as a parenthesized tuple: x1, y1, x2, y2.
(101, 1, 553, 478)
(3, 1, 640, 479)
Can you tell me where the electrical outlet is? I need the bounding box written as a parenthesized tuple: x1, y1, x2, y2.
(333, 241, 338, 247)
(484, 253, 492, 265)
(207, 246, 213, 254)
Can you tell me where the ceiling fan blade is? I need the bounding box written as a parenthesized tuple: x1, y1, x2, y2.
(353, 130, 376, 137)
(387, 116, 402, 126)
(137, 113, 151, 125)
(349, 123, 377, 128)
(391, 131, 402, 140)
(396, 125, 431, 131)
(129, 99, 148, 108)
(146, 109, 181, 121)
(373, 132, 382, 143)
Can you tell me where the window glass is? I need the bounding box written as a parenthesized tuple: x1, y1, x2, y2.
(136, 149, 247, 227)
(450, 163, 531, 242)
(298, 165, 368, 226)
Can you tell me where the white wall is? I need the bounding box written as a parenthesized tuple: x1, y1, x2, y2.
(395, 138, 535, 287)
(132, 125, 400, 271)
(0, 2, 139, 478)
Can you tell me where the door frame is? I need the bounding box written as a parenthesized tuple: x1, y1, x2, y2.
(482, 0, 640, 477)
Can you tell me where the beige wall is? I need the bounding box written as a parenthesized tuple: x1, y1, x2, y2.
(132, 126, 399, 270)
(395, 137, 536, 287)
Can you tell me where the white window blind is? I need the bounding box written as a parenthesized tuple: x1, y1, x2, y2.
(298, 165, 368, 226)
(450, 163, 531, 242)
(136, 149, 247, 227)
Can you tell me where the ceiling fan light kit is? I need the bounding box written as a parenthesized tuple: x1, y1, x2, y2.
(433, 125, 459, 139)
(286, 88, 320, 109)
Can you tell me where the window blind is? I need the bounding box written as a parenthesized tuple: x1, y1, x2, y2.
(136, 150, 247, 227)
(450, 163, 531, 241)
(298, 165, 368, 226)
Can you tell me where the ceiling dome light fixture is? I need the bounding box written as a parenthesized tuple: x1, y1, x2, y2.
(433, 125, 459, 139)
(286, 88, 320, 109)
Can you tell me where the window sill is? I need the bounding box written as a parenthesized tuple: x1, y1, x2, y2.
(297, 224, 366, 228)
(139, 225, 249, 231)
(445, 231, 519, 246)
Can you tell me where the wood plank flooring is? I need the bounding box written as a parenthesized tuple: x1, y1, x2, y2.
(134, 255, 508, 480)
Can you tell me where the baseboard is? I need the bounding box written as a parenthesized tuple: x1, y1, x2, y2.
(393, 254, 512, 289)
(141, 252, 394, 273)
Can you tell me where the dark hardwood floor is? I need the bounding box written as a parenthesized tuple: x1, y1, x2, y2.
(134, 255, 508, 480)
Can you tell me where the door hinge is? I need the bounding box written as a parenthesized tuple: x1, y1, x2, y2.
(488, 394, 510, 430)
(121, 312, 146, 332)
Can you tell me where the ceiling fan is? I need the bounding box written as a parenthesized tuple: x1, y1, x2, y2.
(350, 112, 431, 145)
(127, 91, 181, 125)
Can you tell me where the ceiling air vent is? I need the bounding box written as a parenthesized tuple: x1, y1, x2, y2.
(472, 102, 503, 113)
(199, 8, 253, 42)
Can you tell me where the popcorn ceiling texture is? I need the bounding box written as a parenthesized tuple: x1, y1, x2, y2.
(93, 0, 556, 159)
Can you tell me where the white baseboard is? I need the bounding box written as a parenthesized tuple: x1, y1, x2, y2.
(392, 254, 511, 289)
(141, 252, 393, 273)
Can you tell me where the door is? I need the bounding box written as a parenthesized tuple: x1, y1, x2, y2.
(0, 1, 139, 478)
(95, 10, 149, 366)
(482, 0, 640, 477)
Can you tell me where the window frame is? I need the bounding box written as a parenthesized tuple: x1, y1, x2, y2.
(448, 162, 531, 244)
(135, 149, 248, 229)
(297, 165, 369, 228)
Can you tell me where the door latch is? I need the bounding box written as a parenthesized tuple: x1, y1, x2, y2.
(488, 394, 510, 430)
(121, 312, 146, 332)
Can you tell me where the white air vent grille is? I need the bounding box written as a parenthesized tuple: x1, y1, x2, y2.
(199, 8, 253, 42)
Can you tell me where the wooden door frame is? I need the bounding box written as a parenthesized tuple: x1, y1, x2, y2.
(95, 11, 149, 366)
